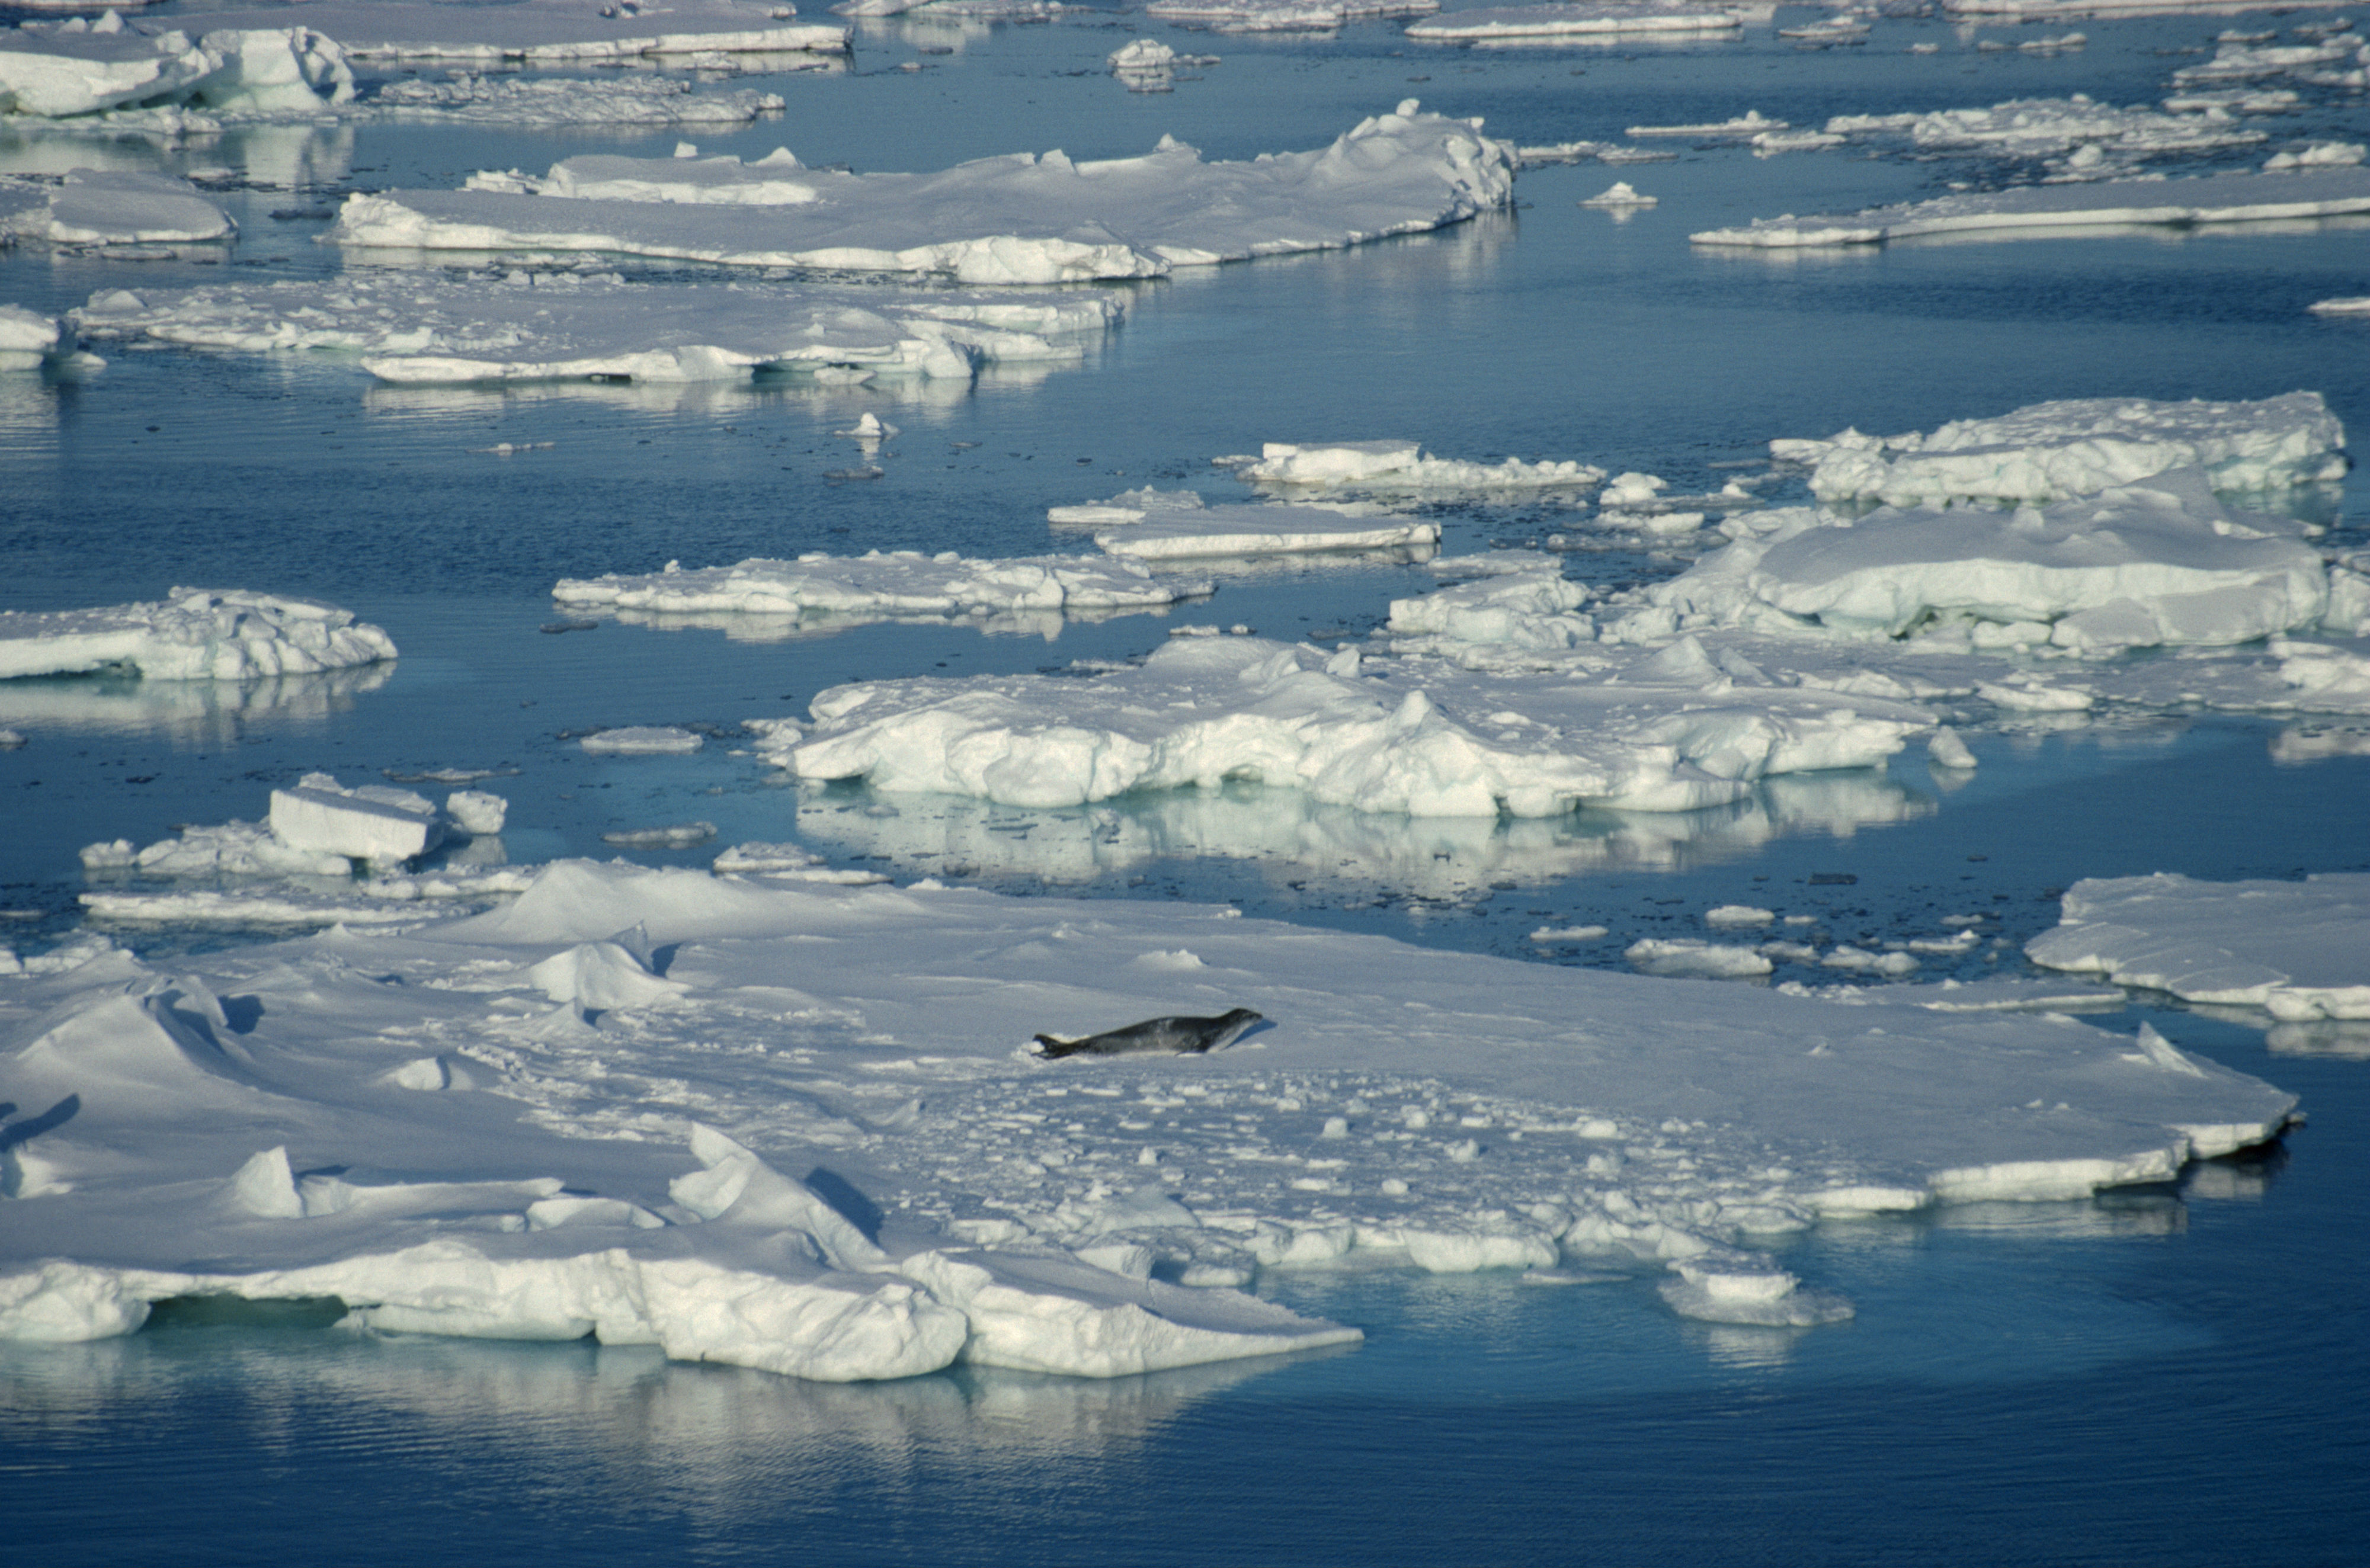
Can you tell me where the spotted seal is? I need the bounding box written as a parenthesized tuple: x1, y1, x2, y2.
(1031, 1008, 1264, 1060)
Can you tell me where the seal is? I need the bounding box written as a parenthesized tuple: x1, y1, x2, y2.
(1032, 1008, 1264, 1060)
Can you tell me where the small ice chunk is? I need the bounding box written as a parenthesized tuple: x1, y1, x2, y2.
(1927, 727, 1978, 770)
(582, 726, 703, 754)
(1626, 938, 1775, 979)
(1705, 905, 1775, 928)
(269, 773, 445, 865)
(445, 790, 508, 836)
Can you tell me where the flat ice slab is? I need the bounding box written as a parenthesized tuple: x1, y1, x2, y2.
(2028, 873, 2370, 1020)
(1407, 3, 1741, 41)
(1216, 440, 1604, 494)
(554, 550, 1210, 625)
(0, 861, 2297, 1361)
(328, 102, 1516, 283)
(73, 271, 1122, 386)
(159, 0, 848, 62)
(1774, 393, 2348, 505)
(1, 170, 233, 245)
(1692, 166, 2370, 247)
(0, 589, 396, 681)
(1053, 490, 1442, 560)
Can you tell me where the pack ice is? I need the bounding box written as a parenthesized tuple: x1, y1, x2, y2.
(2028, 873, 2370, 1021)
(328, 103, 1517, 283)
(73, 271, 1122, 386)
(1692, 166, 2370, 248)
(553, 550, 1212, 626)
(0, 590, 395, 681)
(1, 170, 233, 246)
(0, 861, 2297, 1358)
(1772, 393, 2347, 505)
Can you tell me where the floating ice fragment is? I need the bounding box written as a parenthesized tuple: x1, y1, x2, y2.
(2028, 872, 2370, 1020)
(581, 726, 703, 754)
(1927, 727, 1978, 769)
(1581, 181, 1657, 207)
(1626, 938, 1775, 979)
(0, 589, 395, 682)
(269, 773, 446, 865)
(1220, 440, 1603, 494)
(1407, 2, 1739, 41)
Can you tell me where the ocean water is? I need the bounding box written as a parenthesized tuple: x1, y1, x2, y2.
(3, 7, 2368, 1560)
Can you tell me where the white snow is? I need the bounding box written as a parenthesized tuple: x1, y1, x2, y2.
(1406, 3, 1740, 41)
(1692, 166, 2370, 247)
(1057, 490, 1442, 562)
(1, 169, 233, 246)
(72, 271, 1122, 387)
(0, 860, 2297, 1362)
(1774, 393, 2347, 505)
(553, 550, 1210, 627)
(328, 104, 1516, 283)
(1217, 440, 1604, 494)
(0, 589, 396, 681)
(2028, 872, 2370, 1020)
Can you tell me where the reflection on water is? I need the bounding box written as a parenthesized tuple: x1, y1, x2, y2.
(355, 351, 1078, 415)
(794, 770, 1932, 899)
(0, 123, 356, 190)
(0, 664, 395, 742)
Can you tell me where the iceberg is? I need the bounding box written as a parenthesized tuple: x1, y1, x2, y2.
(0, 861, 2298, 1364)
(554, 550, 1209, 623)
(1693, 166, 2370, 248)
(0, 589, 395, 682)
(73, 271, 1123, 387)
(1775, 393, 2347, 505)
(1, 169, 233, 246)
(2027, 872, 2370, 1021)
(1216, 440, 1604, 494)
(328, 103, 1517, 283)
(1406, 2, 1741, 40)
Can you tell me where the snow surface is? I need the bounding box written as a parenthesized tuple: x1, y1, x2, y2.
(2028, 873, 2370, 1020)
(1216, 440, 1604, 494)
(0, 589, 396, 681)
(72, 271, 1122, 386)
(0, 861, 2297, 1361)
(1, 169, 233, 246)
(328, 104, 1517, 283)
(1772, 393, 2347, 504)
(1693, 166, 2370, 247)
(1405, 2, 1740, 41)
(553, 550, 1211, 627)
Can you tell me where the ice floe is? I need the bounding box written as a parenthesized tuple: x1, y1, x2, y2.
(328, 103, 1516, 283)
(1822, 95, 2272, 181)
(0, 860, 2299, 1361)
(2310, 296, 2370, 315)
(146, 1, 848, 65)
(582, 726, 706, 754)
(0, 20, 353, 119)
(0, 169, 233, 246)
(0, 304, 67, 371)
(1052, 490, 1440, 561)
(1770, 393, 2347, 505)
(2028, 872, 2370, 1020)
(0, 589, 395, 681)
(362, 73, 794, 127)
(1693, 166, 2370, 248)
(1215, 440, 1603, 495)
(72, 270, 1122, 386)
(1405, 2, 1741, 43)
(1144, 0, 1431, 31)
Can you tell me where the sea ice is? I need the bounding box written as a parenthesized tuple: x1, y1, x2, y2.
(73, 271, 1122, 386)
(1405, 2, 1741, 41)
(582, 726, 705, 754)
(553, 550, 1209, 626)
(1772, 392, 2347, 504)
(2028, 872, 2370, 1020)
(1823, 96, 2270, 179)
(1216, 440, 1604, 494)
(363, 73, 795, 127)
(0, 304, 63, 371)
(148, 0, 848, 65)
(1, 169, 233, 246)
(0, 20, 351, 119)
(0, 589, 396, 681)
(328, 103, 1516, 283)
(0, 860, 2298, 1364)
(1056, 490, 1441, 561)
(1692, 166, 2370, 248)
(1625, 938, 1773, 978)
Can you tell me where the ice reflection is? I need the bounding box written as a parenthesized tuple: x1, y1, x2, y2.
(2266, 1019, 2370, 1059)
(0, 123, 354, 188)
(356, 352, 1078, 416)
(0, 1324, 1319, 1487)
(1923, 1195, 2187, 1240)
(0, 665, 395, 742)
(1694, 1324, 1804, 1370)
(794, 769, 1932, 899)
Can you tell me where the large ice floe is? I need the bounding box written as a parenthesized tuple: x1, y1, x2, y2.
(0, 170, 233, 247)
(1770, 393, 2347, 506)
(1049, 489, 1441, 562)
(1691, 166, 2370, 248)
(1213, 439, 1604, 495)
(327, 102, 1517, 283)
(0, 859, 2298, 1359)
(552, 550, 1212, 631)
(2029, 873, 2370, 1022)
(0, 590, 396, 681)
(71, 271, 1123, 386)
(0, 17, 355, 120)
(1405, 2, 1742, 42)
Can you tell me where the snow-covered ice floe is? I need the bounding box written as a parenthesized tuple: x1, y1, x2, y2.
(1050, 489, 1440, 562)
(328, 102, 1516, 283)
(71, 271, 1122, 386)
(1771, 393, 2348, 506)
(0, 17, 354, 119)
(1214, 439, 1603, 495)
(1143, 0, 1434, 31)
(0, 860, 2301, 1355)
(1821, 95, 2272, 181)
(1616, 470, 2358, 654)
(1, 170, 232, 247)
(1405, 2, 1741, 42)
(2028, 873, 2370, 1021)
(1692, 166, 2370, 248)
(140, 0, 848, 65)
(360, 75, 796, 127)
(0, 590, 395, 682)
(553, 550, 1211, 630)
